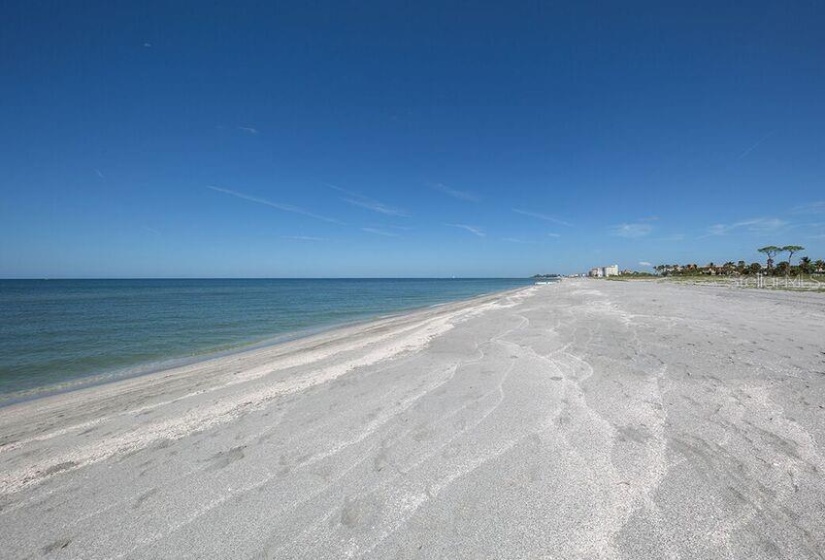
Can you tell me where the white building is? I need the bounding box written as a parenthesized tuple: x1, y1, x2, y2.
(589, 264, 619, 278)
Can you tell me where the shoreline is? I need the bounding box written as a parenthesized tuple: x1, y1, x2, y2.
(0, 283, 533, 408)
(2, 279, 823, 558)
(0, 285, 537, 495)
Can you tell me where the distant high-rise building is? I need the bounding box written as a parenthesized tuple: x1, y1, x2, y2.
(589, 264, 619, 278)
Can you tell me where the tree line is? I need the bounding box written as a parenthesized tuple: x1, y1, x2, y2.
(655, 245, 824, 277)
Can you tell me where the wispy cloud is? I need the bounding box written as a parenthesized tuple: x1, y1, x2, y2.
(237, 126, 258, 135)
(503, 237, 533, 244)
(282, 235, 325, 242)
(503, 233, 560, 243)
(706, 225, 729, 236)
(792, 201, 825, 215)
(361, 227, 399, 237)
(344, 198, 408, 217)
(207, 186, 344, 224)
(611, 223, 653, 238)
(512, 209, 572, 227)
(447, 224, 485, 237)
(737, 131, 774, 160)
(94, 168, 105, 179)
(430, 182, 479, 202)
(705, 217, 786, 236)
(639, 261, 652, 267)
(327, 184, 409, 217)
(143, 42, 152, 48)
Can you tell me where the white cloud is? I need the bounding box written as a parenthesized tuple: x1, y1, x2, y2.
(503, 237, 532, 244)
(343, 198, 408, 217)
(512, 209, 572, 227)
(547, 232, 561, 238)
(282, 235, 324, 241)
(447, 224, 485, 237)
(792, 201, 825, 214)
(638, 261, 652, 267)
(327, 184, 409, 217)
(737, 131, 774, 160)
(430, 182, 479, 202)
(237, 126, 258, 134)
(207, 185, 344, 224)
(749, 218, 786, 231)
(706, 218, 787, 236)
(612, 223, 653, 238)
(361, 227, 399, 237)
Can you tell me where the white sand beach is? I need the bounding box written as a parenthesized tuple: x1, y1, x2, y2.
(1, 280, 824, 559)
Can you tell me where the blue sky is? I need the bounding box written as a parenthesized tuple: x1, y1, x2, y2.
(2, 1, 824, 278)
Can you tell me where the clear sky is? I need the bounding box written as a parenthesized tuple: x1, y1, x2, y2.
(2, 1, 824, 278)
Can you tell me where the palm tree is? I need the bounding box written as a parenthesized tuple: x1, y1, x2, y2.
(815, 259, 825, 273)
(781, 246, 804, 277)
(757, 246, 781, 271)
(799, 256, 812, 274)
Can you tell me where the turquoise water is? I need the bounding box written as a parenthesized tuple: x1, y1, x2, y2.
(0, 279, 531, 403)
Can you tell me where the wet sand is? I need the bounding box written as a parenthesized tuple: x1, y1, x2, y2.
(1, 280, 824, 559)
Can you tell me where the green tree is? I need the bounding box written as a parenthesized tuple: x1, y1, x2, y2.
(757, 246, 781, 271)
(781, 246, 804, 277)
(799, 256, 812, 274)
(749, 262, 762, 274)
(815, 259, 825, 273)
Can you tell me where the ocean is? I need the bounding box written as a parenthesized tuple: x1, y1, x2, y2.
(0, 278, 532, 404)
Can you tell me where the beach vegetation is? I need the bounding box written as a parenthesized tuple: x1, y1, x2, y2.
(781, 246, 804, 276)
(757, 246, 782, 271)
(654, 245, 819, 280)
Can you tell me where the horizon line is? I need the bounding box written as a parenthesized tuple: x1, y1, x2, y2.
(0, 276, 538, 281)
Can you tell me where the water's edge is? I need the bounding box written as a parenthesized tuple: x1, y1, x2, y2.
(0, 283, 537, 407)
